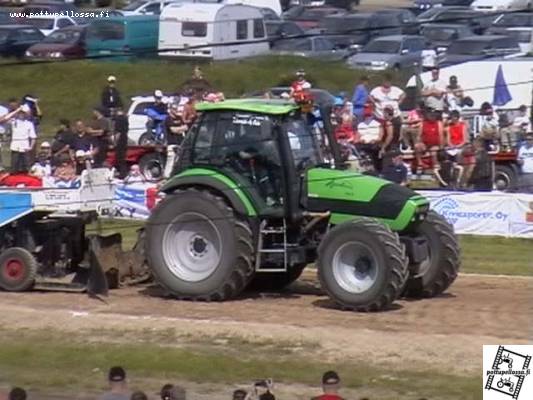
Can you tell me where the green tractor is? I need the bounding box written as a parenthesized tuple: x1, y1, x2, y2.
(145, 99, 460, 311)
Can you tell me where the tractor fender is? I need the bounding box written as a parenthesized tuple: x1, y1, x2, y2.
(160, 174, 257, 217)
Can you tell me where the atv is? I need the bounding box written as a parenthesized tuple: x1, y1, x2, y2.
(145, 99, 461, 311)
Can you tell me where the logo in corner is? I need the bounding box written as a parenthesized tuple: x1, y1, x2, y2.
(484, 345, 532, 399)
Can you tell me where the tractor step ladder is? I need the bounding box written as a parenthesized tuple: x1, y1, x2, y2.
(255, 219, 287, 273)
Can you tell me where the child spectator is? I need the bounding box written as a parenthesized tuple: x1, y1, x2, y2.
(469, 137, 493, 191)
(381, 150, 408, 186)
(517, 133, 533, 192)
(124, 164, 146, 184)
(31, 151, 52, 177)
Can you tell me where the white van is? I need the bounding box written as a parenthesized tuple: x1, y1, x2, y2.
(159, 3, 270, 60)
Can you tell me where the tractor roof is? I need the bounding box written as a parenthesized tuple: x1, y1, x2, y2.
(195, 99, 299, 115)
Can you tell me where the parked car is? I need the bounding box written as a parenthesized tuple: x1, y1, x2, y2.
(417, 6, 496, 34)
(490, 12, 533, 28)
(25, 25, 86, 59)
(470, 0, 531, 12)
(374, 8, 419, 35)
(120, 0, 183, 15)
(271, 36, 349, 60)
(414, 0, 474, 12)
(318, 12, 403, 51)
(25, 15, 77, 36)
(347, 34, 428, 70)
(490, 28, 533, 52)
(283, 6, 346, 30)
(441, 35, 522, 66)
(0, 25, 45, 58)
(265, 20, 305, 46)
(420, 23, 475, 53)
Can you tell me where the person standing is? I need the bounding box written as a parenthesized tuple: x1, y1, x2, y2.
(311, 371, 345, 400)
(446, 75, 465, 113)
(99, 366, 131, 400)
(101, 75, 123, 117)
(9, 105, 36, 173)
(369, 76, 405, 154)
(420, 47, 438, 72)
(517, 133, 533, 193)
(51, 119, 74, 166)
(469, 137, 493, 191)
(86, 107, 111, 167)
(351, 75, 369, 122)
(421, 68, 447, 118)
(114, 106, 129, 179)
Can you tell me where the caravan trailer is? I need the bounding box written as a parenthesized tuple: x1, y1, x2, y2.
(158, 3, 270, 60)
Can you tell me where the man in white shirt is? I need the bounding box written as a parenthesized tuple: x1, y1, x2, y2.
(422, 68, 447, 116)
(518, 133, 533, 193)
(421, 48, 438, 72)
(357, 111, 384, 171)
(9, 105, 36, 172)
(512, 105, 532, 135)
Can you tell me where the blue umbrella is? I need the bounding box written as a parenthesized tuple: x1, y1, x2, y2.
(493, 64, 512, 106)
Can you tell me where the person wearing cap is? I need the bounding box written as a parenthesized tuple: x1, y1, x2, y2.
(101, 75, 123, 117)
(8, 104, 37, 173)
(99, 366, 130, 400)
(86, 107, 111, 167)
(159, 383, 186, 400)
(445, 75, 464, 113)
(421, 68, 447, 118)
(312, 371, 344, 400)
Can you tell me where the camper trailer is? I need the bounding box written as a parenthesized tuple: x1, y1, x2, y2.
(158, 3, 270, 60)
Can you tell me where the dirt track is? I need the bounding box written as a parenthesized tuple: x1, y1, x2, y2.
(0, 272, 531, 376)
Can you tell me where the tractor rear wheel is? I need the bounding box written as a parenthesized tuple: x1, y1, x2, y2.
(404, 210, 460, 298)
(249, 263, 307, 291)
(317, 218, 408, 312)
(0, 247, 38, 292)
(145, 188, 254, 301)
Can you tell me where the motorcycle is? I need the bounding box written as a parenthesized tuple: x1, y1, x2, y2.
(139, 107, 168, 145)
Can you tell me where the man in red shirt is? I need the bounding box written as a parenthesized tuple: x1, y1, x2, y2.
(312, 371, 344, 400)
(290, 69, 310, 98)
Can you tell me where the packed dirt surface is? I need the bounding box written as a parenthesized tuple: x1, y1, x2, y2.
(0, 273, 531, 377)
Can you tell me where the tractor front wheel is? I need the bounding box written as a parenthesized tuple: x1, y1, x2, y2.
(317, 218, 408, 312)
(404, 210, 460, 298)
(0, 247, 38, 292)
(145, 188, 254, 301)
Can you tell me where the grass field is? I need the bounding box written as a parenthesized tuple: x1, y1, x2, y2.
(0, 330, 479, 400)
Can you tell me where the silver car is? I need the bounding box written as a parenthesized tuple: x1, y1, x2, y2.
(346, 35, 428, 71)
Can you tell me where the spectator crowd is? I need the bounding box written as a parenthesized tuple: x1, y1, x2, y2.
(1, 368, 412, 400)
(0, 66, 532, 192)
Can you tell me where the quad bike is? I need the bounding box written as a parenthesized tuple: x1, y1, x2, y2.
(0, 169, 148, 294)
(144, 99, 461, 312)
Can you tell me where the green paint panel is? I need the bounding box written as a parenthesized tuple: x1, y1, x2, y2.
(195, 99, 298, 115)
(307, 168, 389, 202)
(163, 168, 257, 217)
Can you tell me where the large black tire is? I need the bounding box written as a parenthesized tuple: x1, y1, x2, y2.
(249, 263, 307, 291)
(404, 210, 460, 298)
(0, 247, 38, 292)
(139, 152, 166, 181)
(317, 218, 408, 312)
(145, 188, 254, 301)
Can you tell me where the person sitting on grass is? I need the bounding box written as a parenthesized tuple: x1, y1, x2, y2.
(8, 388, 26, 400)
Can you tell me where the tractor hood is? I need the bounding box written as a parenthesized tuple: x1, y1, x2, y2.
(305, 168, 429, 231)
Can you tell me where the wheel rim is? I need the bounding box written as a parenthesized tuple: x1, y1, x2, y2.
(494, 171, 510, 191)
(162, 212, 222, 282)
(332, 241, 379, 294)
(143, 160, 162, 180)
(2, 259, 25, 282)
